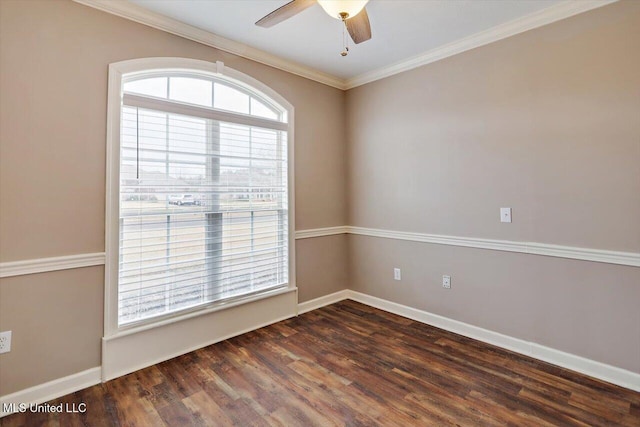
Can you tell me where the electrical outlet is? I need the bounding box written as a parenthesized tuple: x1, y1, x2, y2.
(442, 275, 451, 289)
(0, 331, 12, 354)
(500, 207, 512, 223)
(393, 268, 401, 281)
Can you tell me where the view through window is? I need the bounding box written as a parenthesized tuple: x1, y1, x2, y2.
(118, 73, 289, 326)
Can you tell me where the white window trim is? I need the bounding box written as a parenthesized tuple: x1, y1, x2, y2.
(105, 57, 295, 339)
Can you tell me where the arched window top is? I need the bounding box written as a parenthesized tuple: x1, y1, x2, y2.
(104, 57, 295, 335)
(123, 73, 284, 122)
(111, 58, 291, 125)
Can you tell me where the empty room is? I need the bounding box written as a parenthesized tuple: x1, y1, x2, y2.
(0, 0, 639, 425)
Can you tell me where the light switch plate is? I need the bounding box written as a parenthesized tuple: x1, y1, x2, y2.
(0, 331, 12, 354)
(500, 207, 512, 223)
(442, 275, 451, 289)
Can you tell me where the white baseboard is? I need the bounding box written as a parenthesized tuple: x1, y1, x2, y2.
(297, 290, 350, 314)
(102, 290, 297, 381)
(346, 290, 640, 392)
(0, 367, 102, 418)
(1, 293, 297, 418)
(2, 287, 637, 419)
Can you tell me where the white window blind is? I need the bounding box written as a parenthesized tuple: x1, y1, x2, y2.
(118, 76, 289, 326)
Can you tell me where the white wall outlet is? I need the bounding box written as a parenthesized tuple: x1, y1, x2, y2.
(500, 207, 512, 223)
(0, 331, 12, 354)
(393, 268, 401, 281)
(442, 275, 451, 289)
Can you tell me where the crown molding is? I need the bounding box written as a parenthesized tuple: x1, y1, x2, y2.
(344, 0, 618, 89)
(72, 0, 616, 92)
(71, 0, 347, 90)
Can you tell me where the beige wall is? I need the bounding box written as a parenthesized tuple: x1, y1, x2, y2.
(0, 268, 104, 394)
(0, 0, 347, 395)
(296, 234, 349, 303)
(346, 1, 640, 373)
(1, 0, 639, 398)
(349, 236, 640, 373)
(0, 0, 347, 261)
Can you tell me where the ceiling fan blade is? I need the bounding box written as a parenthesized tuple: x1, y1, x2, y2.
(345, 7, 372, 44)
(255, 0, 316, 28)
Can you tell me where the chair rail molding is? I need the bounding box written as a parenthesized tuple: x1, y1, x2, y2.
(346, 226, 640, 267)
(294, 226, 350, 239)
(0, 253, 106, 278)
(1, 225, 637, 278)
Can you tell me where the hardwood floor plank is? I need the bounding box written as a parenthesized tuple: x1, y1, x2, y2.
(281, 362, 377, 426)
(569, 390, 631, 419)
(2, 300, 638, 426)
(74, 385, 120, 427)
(465, 390, 558, 427)
(182, 390, 235, 426)
(106, 378, 166, 427)
(405, 391, 504, 426)
(631, 402, 640, 418)
(519, 387, 619, 426)
(436, 335, 632, 405)
(155, 400, 197, 427)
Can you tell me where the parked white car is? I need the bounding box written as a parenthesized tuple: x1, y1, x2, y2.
(169, 194, 199, 206)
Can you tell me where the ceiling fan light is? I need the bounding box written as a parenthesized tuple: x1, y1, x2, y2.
(317, 0, 369, 20)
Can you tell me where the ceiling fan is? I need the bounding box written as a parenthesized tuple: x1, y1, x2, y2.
(256, 0, 372, 55)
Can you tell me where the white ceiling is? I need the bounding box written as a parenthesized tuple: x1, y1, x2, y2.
(128, 0, 562, 80)
(85, 0, 613, 88)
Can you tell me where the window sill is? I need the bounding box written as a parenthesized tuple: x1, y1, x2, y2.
(104, 285, 297, 341)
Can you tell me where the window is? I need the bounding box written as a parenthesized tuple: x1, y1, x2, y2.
(106, 59, 293, 331)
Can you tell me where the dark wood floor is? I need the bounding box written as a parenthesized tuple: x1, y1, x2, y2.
(2, 300, 639, 426)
